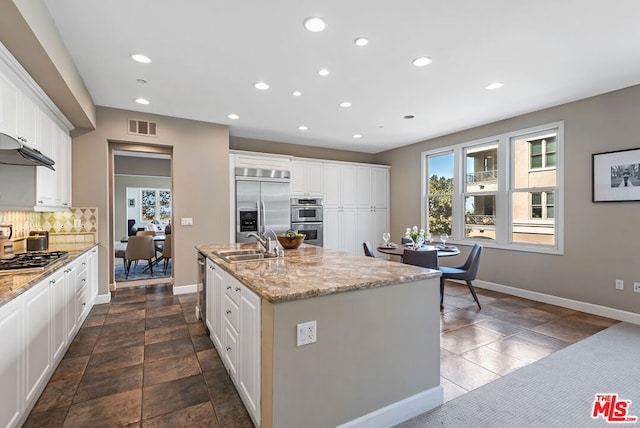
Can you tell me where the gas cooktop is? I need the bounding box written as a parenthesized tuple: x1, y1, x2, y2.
(0, 251, 69, 272)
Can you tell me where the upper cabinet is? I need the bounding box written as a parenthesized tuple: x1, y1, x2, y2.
(0, 45, 73, 211)
(291, 160, 323, 197)
(324, 163, 358, 209)
(357, 166, 389, 210)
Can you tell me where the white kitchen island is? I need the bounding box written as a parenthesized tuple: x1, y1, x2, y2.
(196, 243, 442, 428)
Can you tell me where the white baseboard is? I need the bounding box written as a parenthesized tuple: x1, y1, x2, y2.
(475, 279, 640, 325)
(94, 293, 111, 304)
(336, 386, 443, 428)
(173, 284, 197, 295)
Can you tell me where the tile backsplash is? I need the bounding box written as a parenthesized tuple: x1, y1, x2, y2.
(0, 208, 98, 240)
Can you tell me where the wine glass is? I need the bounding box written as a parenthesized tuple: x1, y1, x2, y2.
(416, 235, 425, 248)
(382, 232, 390, 246)
(440, 234, 448, 246)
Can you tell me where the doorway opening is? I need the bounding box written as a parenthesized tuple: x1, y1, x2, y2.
(109, 142, 173, 290)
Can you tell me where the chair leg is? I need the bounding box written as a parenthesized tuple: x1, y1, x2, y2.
(440, 277, 445, 310)
(125, 260, 132, 279)
(148, 259, 153, 274)
(466, 280, 481, 309)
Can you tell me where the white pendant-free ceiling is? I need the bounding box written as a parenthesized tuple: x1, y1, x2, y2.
(43, 0, 640, 154)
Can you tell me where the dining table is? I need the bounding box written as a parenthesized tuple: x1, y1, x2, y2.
(376, 243, 460, 258)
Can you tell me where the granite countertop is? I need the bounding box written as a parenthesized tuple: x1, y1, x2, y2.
(196, 243, 441, 303)
(0, 243, 98, 307)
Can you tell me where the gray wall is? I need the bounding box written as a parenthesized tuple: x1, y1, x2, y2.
(374, 84, 640, 314)
(73, 106, 230, 294)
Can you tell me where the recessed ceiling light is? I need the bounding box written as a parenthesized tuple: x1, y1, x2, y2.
(254, 82, 270, 90)
(403, 115, 415, 119)
(318, 69, 330, 77)
(378, 125, 385, 129)
(412, 56, 432, 67)
(130, 53, 151, 64)
(292, 91, 302, 97)
(136, 79, 147, 84)
(303, 17, 327, 32)
(298, 125, 308, 131)
(135, 98, 150, 105)
(353, 134, 362, 139)
(485, 82, 504, 90)
(354, 37, 369, 47)
(228, 113, 239, 120)
(339, 101, 352, 108)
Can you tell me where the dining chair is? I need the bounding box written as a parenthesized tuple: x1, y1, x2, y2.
(439, 243, 483, 310)
(162, 234, 172, 274)
(114, 242, 128, 274)
(137, 230, 163, 256)
(124, 235, 156, 278)
(401, 237, 413, 245)
(402, 249, 438, 269)
(363, 241, 375, 257)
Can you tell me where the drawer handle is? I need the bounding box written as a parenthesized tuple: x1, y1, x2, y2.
(226, 346, 231, 352)
(226, 286, 232, 290)
(49, 279, 56, 284)
(235, 287, 240, 292)
(82, 279, 86, 283)
(226, 310, 231, 315)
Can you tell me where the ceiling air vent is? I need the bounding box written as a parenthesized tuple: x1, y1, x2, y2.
(128, 119, 157, 137)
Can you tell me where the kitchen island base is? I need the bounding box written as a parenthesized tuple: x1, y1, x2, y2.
(261, 277, 441, 428)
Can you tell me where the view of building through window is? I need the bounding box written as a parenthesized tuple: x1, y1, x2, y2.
(423, 123, 561, 251)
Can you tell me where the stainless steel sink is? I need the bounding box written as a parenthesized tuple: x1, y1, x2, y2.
(215, 249, 277, 263)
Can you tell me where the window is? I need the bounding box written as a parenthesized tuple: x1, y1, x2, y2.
(422, 122, 563, 254)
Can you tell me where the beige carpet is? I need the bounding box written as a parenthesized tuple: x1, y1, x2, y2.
(398, 322, 640, 427)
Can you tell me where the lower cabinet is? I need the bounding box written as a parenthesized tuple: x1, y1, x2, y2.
(207, 260, 261, 427)
(0, 246, 98, 428)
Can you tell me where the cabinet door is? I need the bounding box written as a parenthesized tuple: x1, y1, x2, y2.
(36, 114, 57, 206)
(0, 298, 22, 428)
(212, 266, 225, 350)
(340, 166, 358, 208)
(371, 167, 389, 209)
(238, 283, 261, 426)
(306, 162, 324, 196)
(341, 209, 359, 254)
(323, 208, 341, 251)
(323, 164, 341, 208)
(0, 72, 19, 136)
(56, 129, 72, 207)
(290, 160, 306, 196)
(356, 167, 372, 209)
(87, 247, 98, 302)
(50, 270, 67, 362)
(65, 262, 79, 341)
(223, 320, 239, 379)
(20, 94, 39, 148)
(356, 209, 374, 253)
(372, 208, 389, 248)
(24, 279, 51, 404)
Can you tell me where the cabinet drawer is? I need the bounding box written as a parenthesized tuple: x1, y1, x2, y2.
(223, 319, 238, 378)
(76, 269, 88, 293)
(224, 274, 241, 305)
(224, 294, 240, 331)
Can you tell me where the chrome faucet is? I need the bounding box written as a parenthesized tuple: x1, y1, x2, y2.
(264, 228, 284, 257)
(246, 232, 269, 252)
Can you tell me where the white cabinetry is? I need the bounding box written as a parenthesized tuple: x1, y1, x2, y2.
(207, 261, 261, 427)
(0, 45, 72, 211)
(324, 207, 359, 254)
(24, 279, 51, 405)
(324, 163, 358, 209)
(0, 296, 22, 428)
(291, 160, 324, 197)
(0, 247, 98, 428)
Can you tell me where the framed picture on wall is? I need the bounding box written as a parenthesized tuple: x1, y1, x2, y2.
(592, 148, 640, 202)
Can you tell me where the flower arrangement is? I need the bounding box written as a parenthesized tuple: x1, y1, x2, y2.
(405, 226, 432, 248)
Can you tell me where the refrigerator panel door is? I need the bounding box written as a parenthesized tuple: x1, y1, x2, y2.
(236, 181, 261, 242)
(261, 181, 291, 236)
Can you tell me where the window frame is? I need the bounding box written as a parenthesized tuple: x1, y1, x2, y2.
(421, 121, 564, 255)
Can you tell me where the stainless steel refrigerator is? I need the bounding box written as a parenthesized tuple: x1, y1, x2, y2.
(235, 167, 291, 242)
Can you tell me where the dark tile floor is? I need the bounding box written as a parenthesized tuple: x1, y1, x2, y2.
(439, 282, 619, 402)
(24, 281, 618, 426)
(24, 283, 252, 428)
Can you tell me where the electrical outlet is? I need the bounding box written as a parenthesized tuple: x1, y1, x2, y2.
(180, 217, 193, 226)
(634, 282, 640, 293)
(615, 279, 624, 290)
(296, 321, 317, 346)
(73, 219, 82, 228)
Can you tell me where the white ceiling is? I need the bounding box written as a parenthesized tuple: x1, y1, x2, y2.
(43, 1, 640, 154)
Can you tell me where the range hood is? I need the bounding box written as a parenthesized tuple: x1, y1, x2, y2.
(0, 132, 55, 170)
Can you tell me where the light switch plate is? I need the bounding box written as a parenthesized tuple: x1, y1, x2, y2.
(180, 217, 193, 226)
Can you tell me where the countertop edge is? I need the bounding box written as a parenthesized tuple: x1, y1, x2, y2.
(0, 243, 99, 308)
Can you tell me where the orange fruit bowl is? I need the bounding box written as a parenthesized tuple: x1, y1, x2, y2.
(277, 234, 305, 249)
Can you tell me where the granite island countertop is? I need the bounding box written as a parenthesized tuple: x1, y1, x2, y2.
(0, 242, 98, 307)
(196, 242, 441, 303)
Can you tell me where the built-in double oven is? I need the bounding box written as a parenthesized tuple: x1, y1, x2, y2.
(290, 197, 323, 247)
